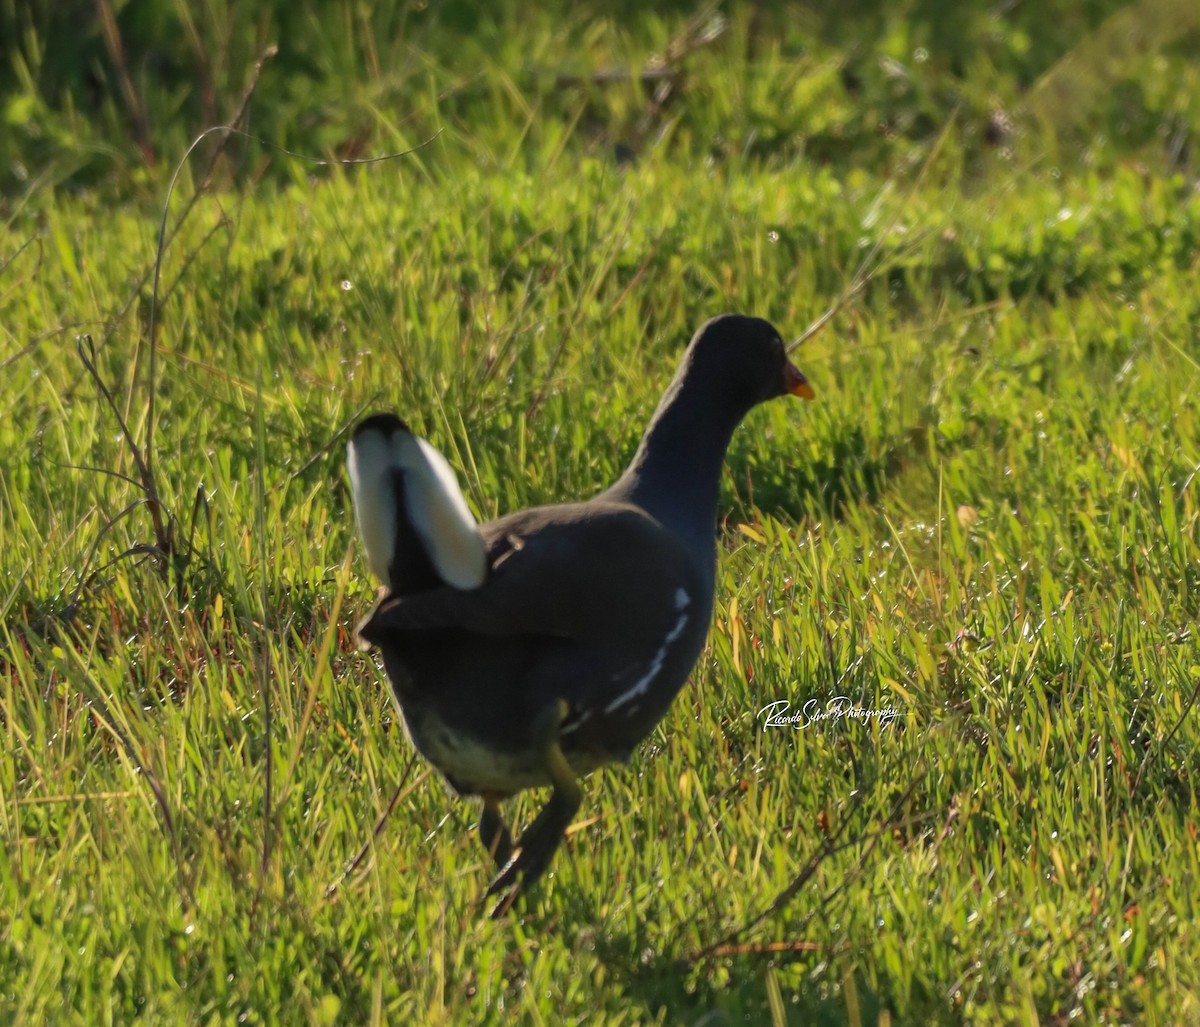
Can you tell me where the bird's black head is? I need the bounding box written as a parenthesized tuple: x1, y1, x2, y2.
(680, 313, 814, 414)
(352, 412, 411, 441)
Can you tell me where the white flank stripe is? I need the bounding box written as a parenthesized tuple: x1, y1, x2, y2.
(603, 609, 689, 716)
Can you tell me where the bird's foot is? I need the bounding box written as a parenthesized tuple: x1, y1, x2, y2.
(485, 794, 574, 917)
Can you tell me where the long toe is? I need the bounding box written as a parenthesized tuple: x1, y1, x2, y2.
(484, 801, 572, 916)
(488, 880, 522, 919)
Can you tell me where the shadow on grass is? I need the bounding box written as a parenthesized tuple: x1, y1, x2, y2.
(575, 922, 905, 1026)
(724, 420, 929, 525)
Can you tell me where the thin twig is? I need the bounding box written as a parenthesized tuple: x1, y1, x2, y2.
(96, 0, 154, 165)
(145, 46, 280, 566)
(282, 400, 380, 488)
(702, 939, 830, 958)
(526, 201, 639, 419)
(686, 769, 925, 965)
(1131, 671, 1200, 795)
(787, 108, 961, 355)
(159, 214, 232, 309)
(325, 755, 426, 900)
(249, 371, 277, 925)
(69, 526, 164, 614)
(552, 67, 682, 87)
(54, 633, 193, 911)
(76, 336, 154, 503)
(631, 3, 727, 149)
(687, 786, 869, 963)
(53, 462, 147, 492)
(0, 233, 42, 312)
(606, 236, 664, 318)
(68, 115, 440, 614)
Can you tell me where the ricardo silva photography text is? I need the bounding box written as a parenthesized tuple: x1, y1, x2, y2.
(759, 697, 904, 730)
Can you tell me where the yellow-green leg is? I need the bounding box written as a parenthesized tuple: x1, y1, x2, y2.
(486, 700, 581, 918)
(478, 792, 513, 868)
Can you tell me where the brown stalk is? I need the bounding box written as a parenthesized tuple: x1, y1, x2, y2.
(96, 0, 155, 165)
(685, 770, 925, 966)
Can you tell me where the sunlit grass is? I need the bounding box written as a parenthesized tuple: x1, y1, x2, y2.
(3, 6, 1200, 1024)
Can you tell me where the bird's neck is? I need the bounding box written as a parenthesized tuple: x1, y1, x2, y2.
(604, 373, 744, 561)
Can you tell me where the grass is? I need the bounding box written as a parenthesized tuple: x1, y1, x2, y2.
(3, 2, 1200, 1024)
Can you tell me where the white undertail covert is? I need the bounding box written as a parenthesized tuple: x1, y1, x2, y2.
(347, 425, 487, 591)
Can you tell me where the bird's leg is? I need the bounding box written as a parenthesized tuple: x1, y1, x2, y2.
(478, 792, 513, 868)
(486, 699, 581, 918)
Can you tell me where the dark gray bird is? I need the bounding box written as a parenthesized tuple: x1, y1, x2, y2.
(347, 313, 814, 915)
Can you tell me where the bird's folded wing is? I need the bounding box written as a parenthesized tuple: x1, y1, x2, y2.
(356, 502, 698, 647)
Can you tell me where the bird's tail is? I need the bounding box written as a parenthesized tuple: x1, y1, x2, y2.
(346, 414, 487, 593)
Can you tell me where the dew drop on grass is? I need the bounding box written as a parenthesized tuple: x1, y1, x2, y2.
(768, 230, 780, 243)
(914, 47, 929, 62)
(341, 279, 353, 291)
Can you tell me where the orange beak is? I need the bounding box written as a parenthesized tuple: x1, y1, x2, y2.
(785, 362, 815, 400)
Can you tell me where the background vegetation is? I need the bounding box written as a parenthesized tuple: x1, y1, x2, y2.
(2, 0, 1199, 1023)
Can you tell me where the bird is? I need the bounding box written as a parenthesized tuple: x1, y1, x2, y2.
(346, 313, 814, 916)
